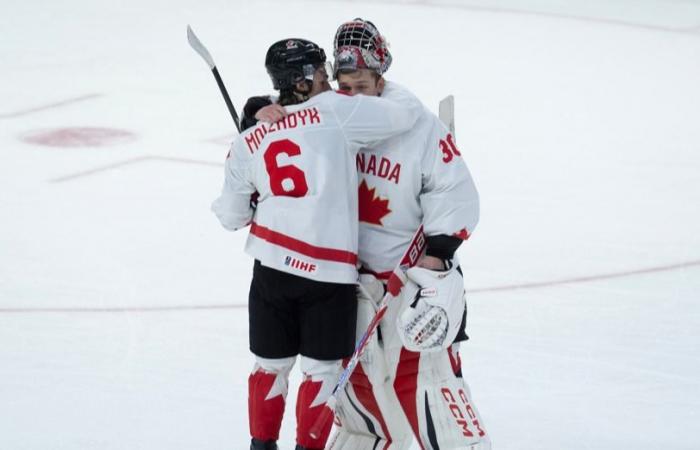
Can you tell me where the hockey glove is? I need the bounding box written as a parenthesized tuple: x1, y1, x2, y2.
(241, 95, 273, 130)
(398, 265, 465, 352)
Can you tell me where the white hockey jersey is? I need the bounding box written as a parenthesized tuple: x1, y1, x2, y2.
(212, 90, 420, 284)
(357, 82, 480, 277)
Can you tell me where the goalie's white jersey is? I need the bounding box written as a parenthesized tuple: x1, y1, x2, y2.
(212, 90, 419, 284)
(358, 82, 480, 276)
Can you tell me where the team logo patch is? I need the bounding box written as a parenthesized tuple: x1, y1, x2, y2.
(284, 255, 317, 273)
(286, 40, 298, 49)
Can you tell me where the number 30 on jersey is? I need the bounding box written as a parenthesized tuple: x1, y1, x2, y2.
(439, 133, 461, 163)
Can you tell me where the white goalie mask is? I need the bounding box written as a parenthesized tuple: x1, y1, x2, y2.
(333, 18, 392, 77)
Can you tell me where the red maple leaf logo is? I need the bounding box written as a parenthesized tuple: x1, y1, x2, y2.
(358, 179, 391, 225)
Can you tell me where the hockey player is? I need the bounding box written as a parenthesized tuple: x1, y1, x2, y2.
(211, 38, 421, 450)
(328, 19, 491, 450)
(253, 20, 491, 449)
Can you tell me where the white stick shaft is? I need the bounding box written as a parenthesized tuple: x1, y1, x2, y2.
(439, 94, 455, 140)
(187, 25, 216, 69)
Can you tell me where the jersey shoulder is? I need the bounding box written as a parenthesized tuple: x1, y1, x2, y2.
(287, 89, 355, 111)
(381, 80, 424, 110)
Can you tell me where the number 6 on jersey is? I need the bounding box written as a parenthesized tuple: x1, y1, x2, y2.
(263, 139, 309, 197)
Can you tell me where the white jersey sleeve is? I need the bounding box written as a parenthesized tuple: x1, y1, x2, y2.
(211, 142, 256, 231)
(419, 115, 480, 239)
(330, 92, 420, 148)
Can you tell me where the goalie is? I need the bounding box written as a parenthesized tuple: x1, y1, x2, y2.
(325, 19, 491, 450)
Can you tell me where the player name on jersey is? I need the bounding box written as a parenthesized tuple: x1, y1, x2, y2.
(356, 152, 401, 184)
(245, 107, 322, 153)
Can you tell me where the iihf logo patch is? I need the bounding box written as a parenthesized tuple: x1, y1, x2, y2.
(286, 40, 298, 49)
(284, 255, 317, 273)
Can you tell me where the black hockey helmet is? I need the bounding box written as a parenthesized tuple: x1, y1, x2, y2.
(265, 38, 327, 91)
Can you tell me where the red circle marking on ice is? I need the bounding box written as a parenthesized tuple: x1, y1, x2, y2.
(21, 127, 137, 147)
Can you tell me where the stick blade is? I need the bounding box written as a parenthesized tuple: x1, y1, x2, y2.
(187, 25, 216, 69)
(439, 95, 455, 140)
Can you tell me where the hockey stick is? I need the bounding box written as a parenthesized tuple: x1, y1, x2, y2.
(187, 25, 241, 132)
(309, 224, 426, 439)
(439, 94, 455, 139)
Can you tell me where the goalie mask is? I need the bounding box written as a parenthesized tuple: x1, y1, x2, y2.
(333, 18, 392, 77)
(398, 266, 466, 353)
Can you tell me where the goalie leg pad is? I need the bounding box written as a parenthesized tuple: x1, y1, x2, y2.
(328, 276, 414, 450)
(331, 358, 414, 450)
(249, 356, 296, 442)
(296, 356, 342, 449)
(354, 276, 387, 377)
(393, 345, 490, 450)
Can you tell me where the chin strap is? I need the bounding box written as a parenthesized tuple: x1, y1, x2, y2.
(279, 80, 314, 106)
(294, 91, 311, 103)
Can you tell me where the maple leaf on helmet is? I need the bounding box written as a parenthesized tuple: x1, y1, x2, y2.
(358, 179, 391, 225)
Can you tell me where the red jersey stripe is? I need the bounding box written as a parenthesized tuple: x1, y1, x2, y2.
(250, 222, 358, 265)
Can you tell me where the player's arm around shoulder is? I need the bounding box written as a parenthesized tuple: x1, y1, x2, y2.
(381, 79, 426, 117)
(331, 90, 421, 148)
(211, 136, 257, 231)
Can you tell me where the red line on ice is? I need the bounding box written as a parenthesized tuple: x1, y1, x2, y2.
(1, 260, 698, 313)
(0, 93, 102, 118)
(468, 259, 700, 294)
